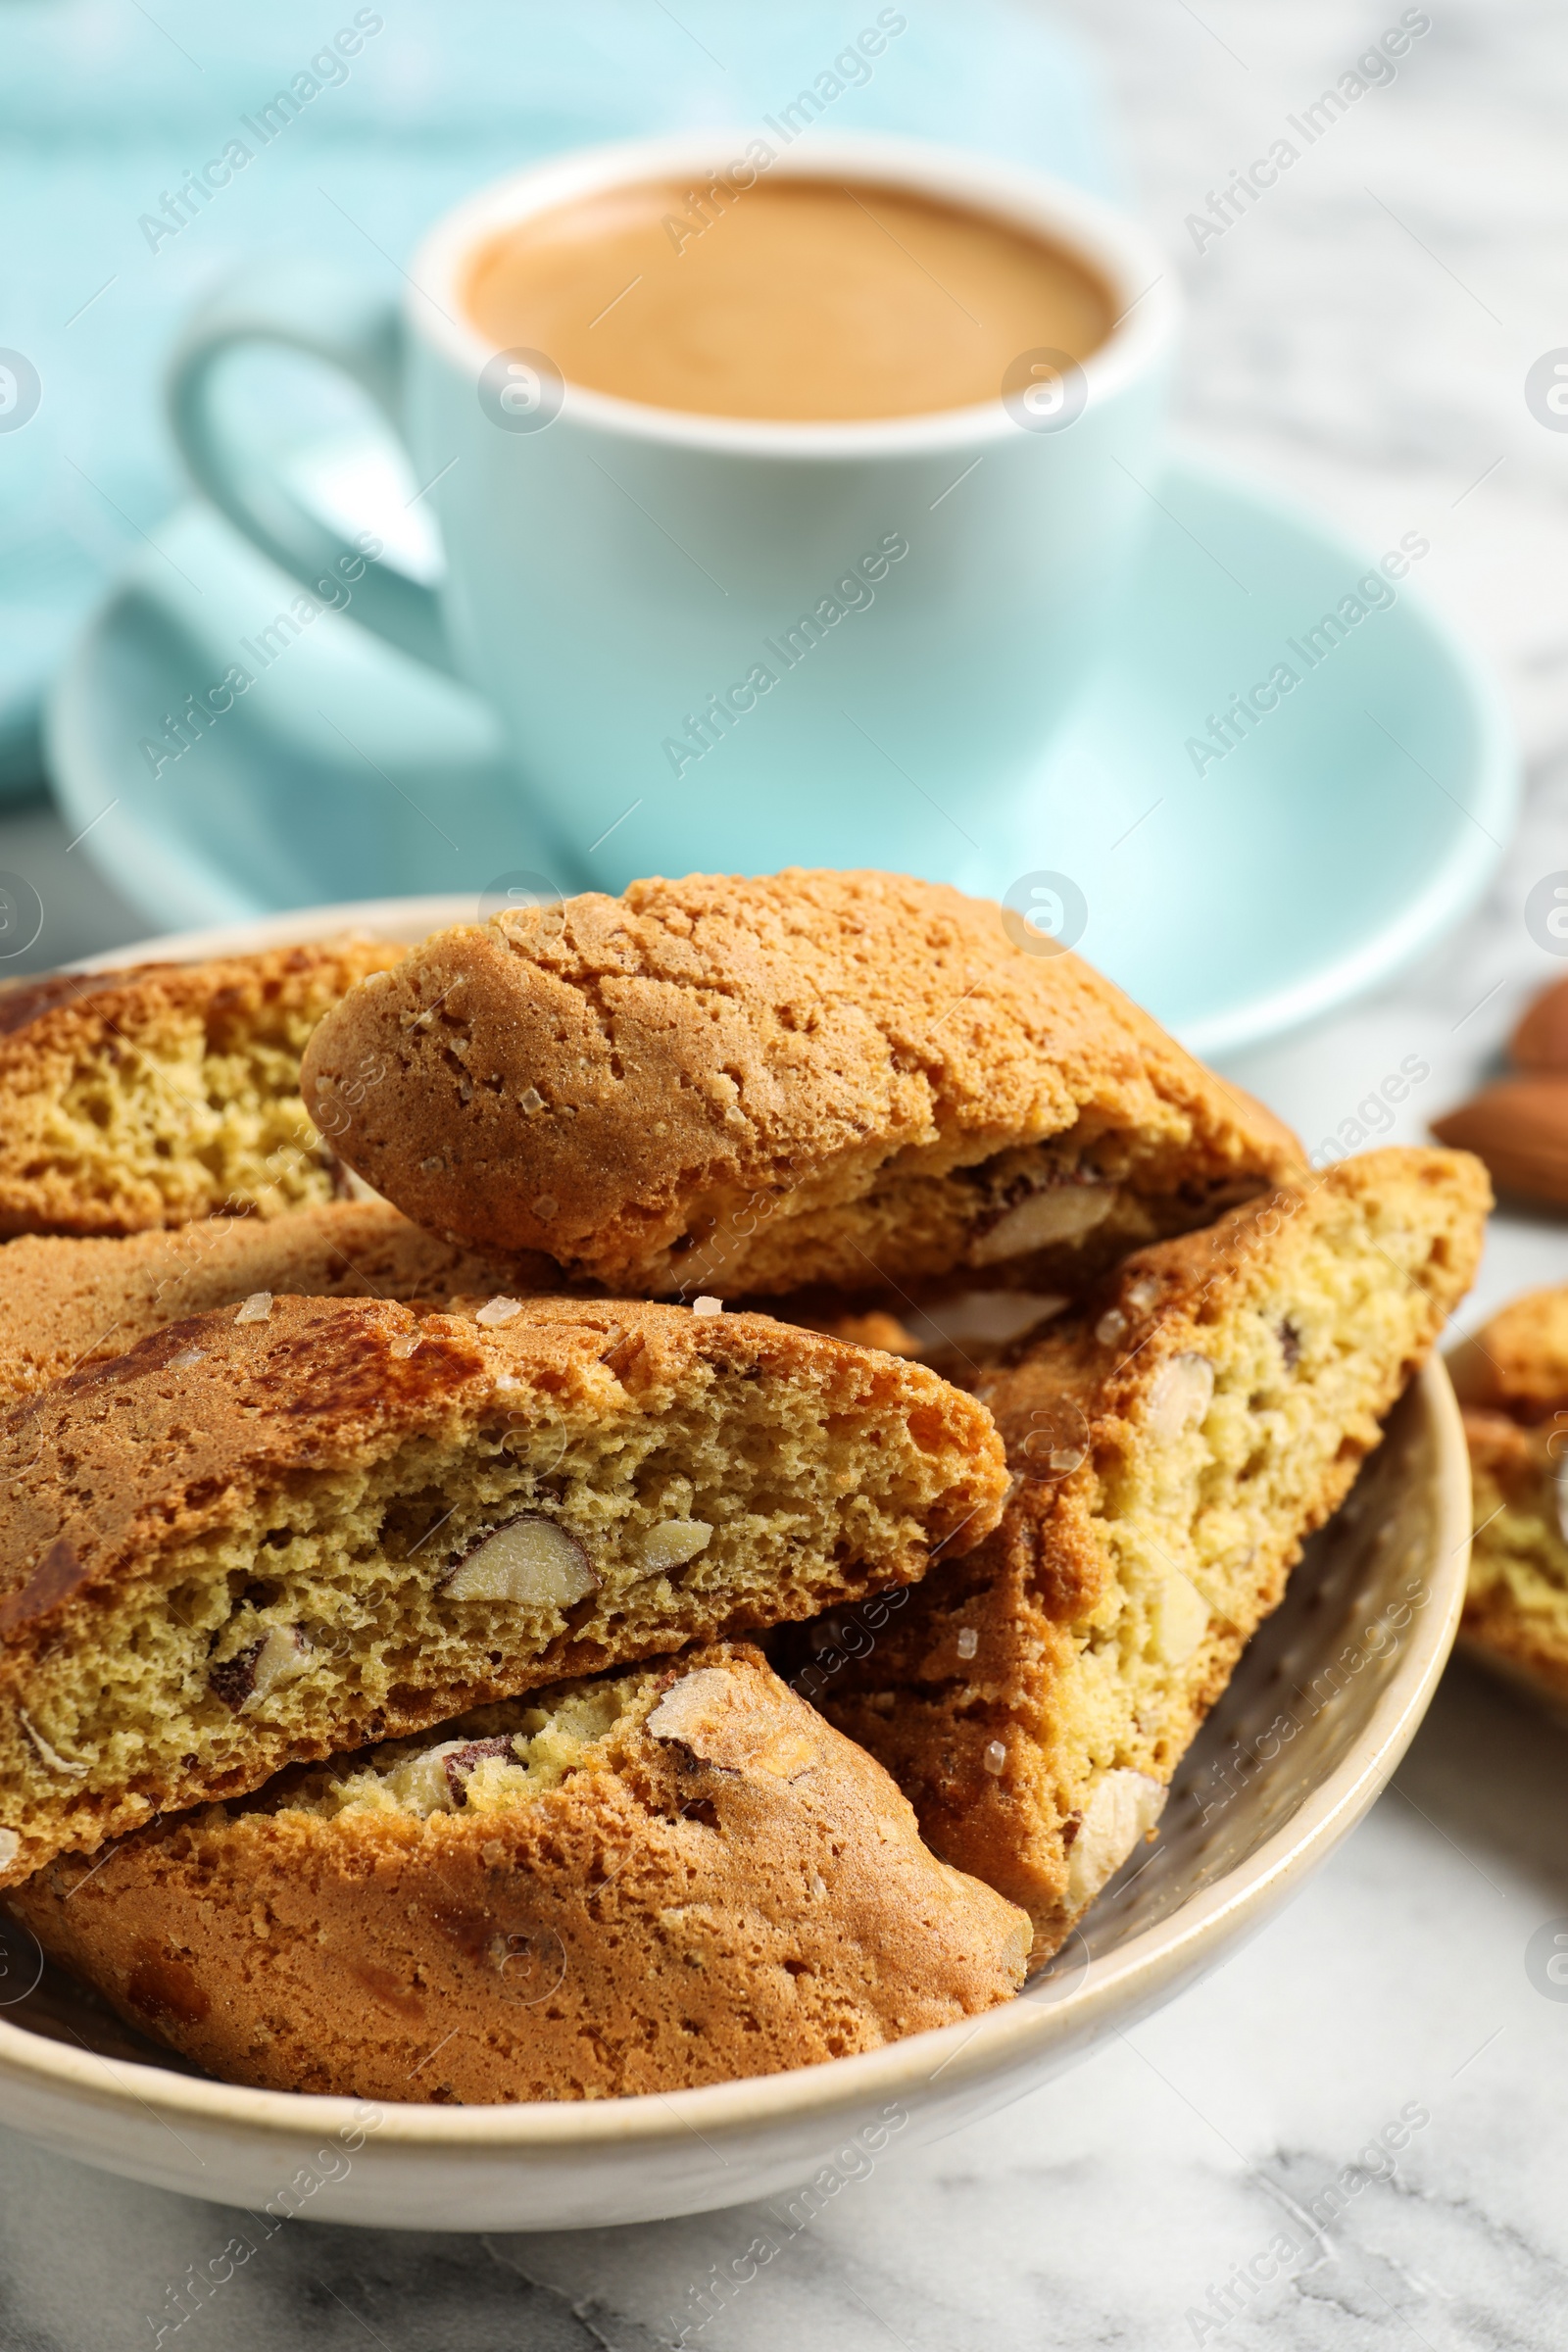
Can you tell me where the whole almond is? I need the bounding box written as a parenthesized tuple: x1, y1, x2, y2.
(1511, 975, 1568, 1072)
(1433, 1077, 1568, 1204)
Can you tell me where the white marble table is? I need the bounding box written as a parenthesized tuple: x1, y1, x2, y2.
(4, 0, 1568, 2343)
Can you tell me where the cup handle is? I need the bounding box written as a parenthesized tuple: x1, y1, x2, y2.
(165, 257, 455, 674)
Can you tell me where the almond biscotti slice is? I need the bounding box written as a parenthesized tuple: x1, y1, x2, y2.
(1448, 1286, 1568, 1709)
(0, 1293, 1006, 1888)
(0, 936, 403, 1237)
(810, 1148, 1489, 1959)
(300, 869, 1301, 1298)
(9, 1642, 1029, 2100)
(0, 1199, 565, 1407)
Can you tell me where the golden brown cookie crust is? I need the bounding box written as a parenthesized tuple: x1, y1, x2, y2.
(1455, 1283, 1568, 1706)
(9, 1643, 1029, 2100)
(301, 870, 1302, 1295)
(0, 937, 402, 1238)
(1448, 1283, 1568, 1422)
(810, 1147, 1490, 1956)
(0, 1291, 1006, 1887)
(0, 1200, 568, 1407)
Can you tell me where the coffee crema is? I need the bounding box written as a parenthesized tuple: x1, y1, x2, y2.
(464, 175, 1113, 423)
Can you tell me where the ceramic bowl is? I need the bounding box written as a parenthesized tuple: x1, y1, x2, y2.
(0, 901, 1473, 2230)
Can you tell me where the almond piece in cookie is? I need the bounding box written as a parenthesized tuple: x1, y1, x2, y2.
(1448, 1283, 1568, 1711)
(300, 870, 1301, 1297)
(0, 1293, 1007, 1887)
(0, 936, 403, 1238)
(808, 1148, 1489, 1959)
(8, 1643, 1030, 2100)
(0, 1198, 568, 1407)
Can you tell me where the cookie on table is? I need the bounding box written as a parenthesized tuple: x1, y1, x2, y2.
(808, 1148, 1490, 1960)
(1449, 1284, 1568, 1709)
(0, 936, 402, 1238)
(0, 1199, 567, 1407)
(9, 1642, 1030, 2100)
(0, 1292, 1007, 1887)
(300, 869, 1302, 1298)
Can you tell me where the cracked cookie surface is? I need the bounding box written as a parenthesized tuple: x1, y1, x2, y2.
(301, 869, 1301, 1296)
(0, 1199, 565, 1406)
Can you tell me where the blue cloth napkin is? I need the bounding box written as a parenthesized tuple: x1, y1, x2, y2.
(0, 0, 1115, 794)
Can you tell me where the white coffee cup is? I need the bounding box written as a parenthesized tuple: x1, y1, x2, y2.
(168, 129, 1176, 893)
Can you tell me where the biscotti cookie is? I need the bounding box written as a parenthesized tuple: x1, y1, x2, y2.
(0, 1199, 563, 1406)
(9, 1642, 1030, 2100)
(1448, 1283, 1568, 1422)
(1448, 1286, 1568, 1708)
(808, 1149, 1489, 1958)
(0, 936, 402, 1237)
(300, 869, 1301, 1297)
(0, 1293, 1006, 1887)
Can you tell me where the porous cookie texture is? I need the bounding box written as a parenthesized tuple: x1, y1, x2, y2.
(9, 1643, 1030, 2100)
(0, 936, 403, 1238)
(0, 1199, 563, 1406)
(1450, 1284, 1568, 1707)
(0, 1293, 1006, 1887)
(809, 1149, 1489, 1959)
(301, 869, 1302, 1297)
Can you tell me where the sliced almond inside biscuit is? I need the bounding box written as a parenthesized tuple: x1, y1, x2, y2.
(1147, 1351, 1215, 1445)
(970, 1184, 1114, 1266)
(649, 1666, 821, 1781)
(1064, 1769, 1166, 1909)
(639, 1519, 713, 1575)
(444, 1516, 597, 1608)
(1151, 1570, 1210, 1665)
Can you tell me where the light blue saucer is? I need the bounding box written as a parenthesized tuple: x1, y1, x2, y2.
(45, 449, 1515, 1057)
(975, 458, 1517, 1054)
(44, 437, 545, 931)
